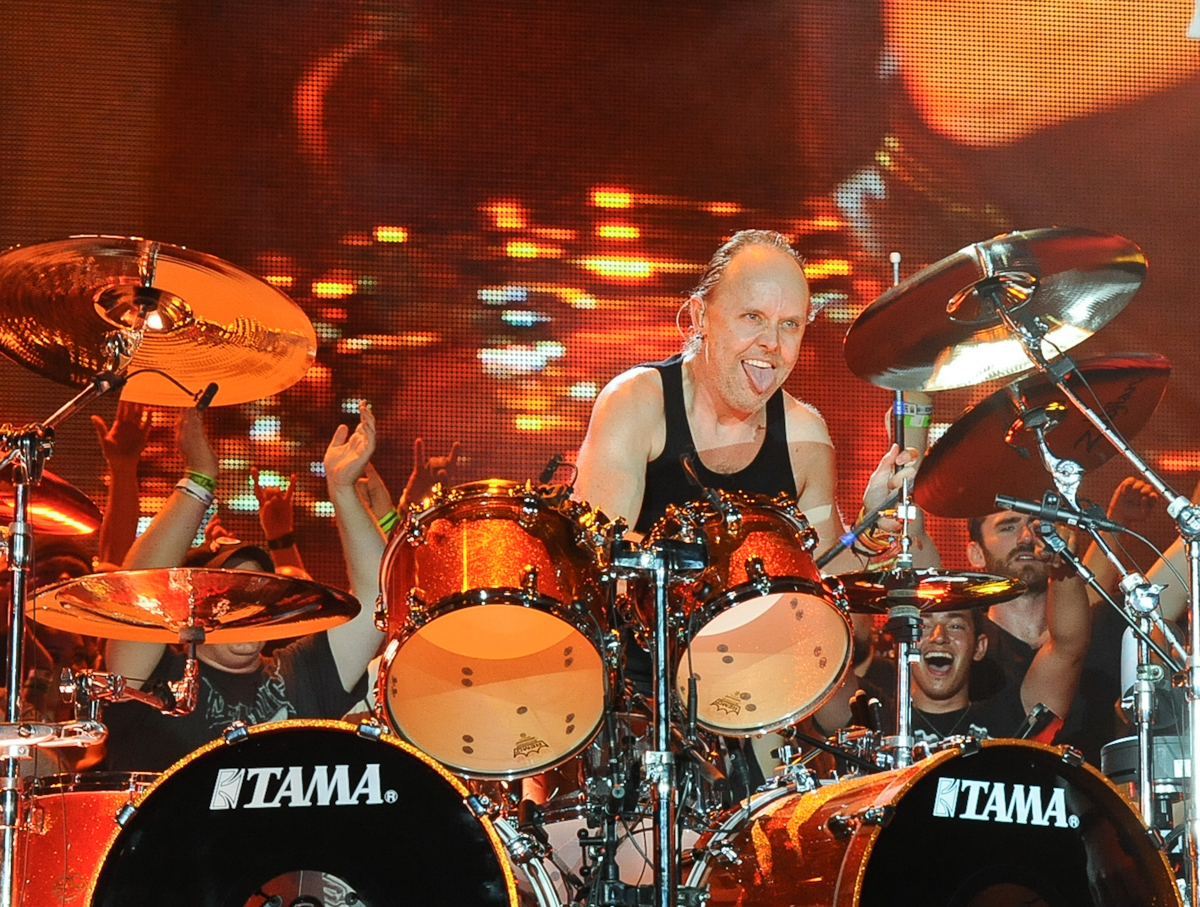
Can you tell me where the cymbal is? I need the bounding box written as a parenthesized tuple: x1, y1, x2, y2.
(0, 236, 316, 407)
(844, 227, 1146, 391)
(834, 568, 1026, 614)
(31, 568, 360, 643)
(0, 465, 101, 535)
(914, 352, 1170, 518)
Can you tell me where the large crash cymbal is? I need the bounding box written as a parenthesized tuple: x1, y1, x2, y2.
(0, 465, 101, 535)
(844, 227, 1146, 391)
(834, 568, 1026, 614)
(31, 568, 359, 643)
(914, 352, 1170, 518)
(0, 236, 316, 407)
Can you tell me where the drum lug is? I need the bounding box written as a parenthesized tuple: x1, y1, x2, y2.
(521, 565, 539, 602)
(407, 590, 428, 627)
(826, 804, 894, 839)
(744, 556, 771, 597)
(356, 718, 385, 740)
(1060, 745, 1084, 767)
(222, 720, 250, 746)
(115, 801, 137, 828)
(373, 592, 387, 631)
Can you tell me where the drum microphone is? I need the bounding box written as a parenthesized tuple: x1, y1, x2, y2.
(538, 453, 564, 484)
(195, 381, 219, 411)
(994, 492, 1124, 533)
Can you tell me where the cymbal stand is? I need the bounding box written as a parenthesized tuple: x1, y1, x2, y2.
(60, 623, 205, 718)
(984, 276, 1200, 898)
(0, 372, 125, 907)
(609, 537, 706, 907)
(883, 599, 921, 769)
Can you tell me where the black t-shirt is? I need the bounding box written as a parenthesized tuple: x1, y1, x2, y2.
(970, 610, 1124, 765)
(102, 633, 362, 772)
(911, 684, 1028, 747)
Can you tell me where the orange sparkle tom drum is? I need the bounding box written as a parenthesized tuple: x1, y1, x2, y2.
(645, 491, 851, 735)
(378, 480, 613, 779)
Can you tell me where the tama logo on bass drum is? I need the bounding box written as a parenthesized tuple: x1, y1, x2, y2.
(932, 777, 1078, 828)
(209, 764, 398, 810)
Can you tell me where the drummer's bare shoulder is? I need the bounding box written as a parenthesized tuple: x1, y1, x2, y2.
(781, 392, 834, 446)
(575, 367, 666, 518)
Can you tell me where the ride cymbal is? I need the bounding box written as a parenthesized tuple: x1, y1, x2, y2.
(31, 568, 359, 642)
(0, 236, 316, 407)
(844, 227, 1146, 391)
(834, 568, 1026, 614)
(914, 352, 1170, 518)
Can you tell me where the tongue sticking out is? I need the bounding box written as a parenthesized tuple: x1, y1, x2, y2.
(743, 361, 775, 394)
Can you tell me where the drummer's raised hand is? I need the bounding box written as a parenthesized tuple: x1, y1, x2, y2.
(398, 438, 462, 511)
(324, 400, 376, 490)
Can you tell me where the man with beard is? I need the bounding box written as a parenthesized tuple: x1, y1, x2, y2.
(965, 509, 1117, 762)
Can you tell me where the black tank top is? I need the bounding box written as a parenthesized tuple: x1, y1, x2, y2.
(635, 355, 798, 534)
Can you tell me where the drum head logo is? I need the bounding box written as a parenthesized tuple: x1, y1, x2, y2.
(932, 777, 1078, 828)
(513, 733, 550, 760)
(210, 764, 392, 810)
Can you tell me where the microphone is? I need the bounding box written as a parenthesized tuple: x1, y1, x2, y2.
(994, 492, 1125, 534)
(537, 453, 563, 484)
(195, 382, 219, 411)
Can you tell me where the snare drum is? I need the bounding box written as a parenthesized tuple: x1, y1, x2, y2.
(378, 480, 613, 779)
(87, 720, 518, 907)
(17, 771, 155, 906)
(687, 739, 1181, 906)
(645, 491, 851, 735)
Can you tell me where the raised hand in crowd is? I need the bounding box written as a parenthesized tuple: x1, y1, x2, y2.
(323, 400, 388, 691)
(397, 438, 462, 513)
(90, 400, 153, 568)
(252, 467, 308, 577)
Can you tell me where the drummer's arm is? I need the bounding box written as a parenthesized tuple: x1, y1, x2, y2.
(573, 369, 659, 524)
(1020, 571, 1090, 720)
(324, 402, 386, 693)
(107, 407, 217, 689)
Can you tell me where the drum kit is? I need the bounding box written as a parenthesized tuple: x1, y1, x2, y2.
(0, 227, 1190, 906)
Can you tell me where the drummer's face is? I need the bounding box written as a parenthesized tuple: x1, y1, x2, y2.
(694, 245, 809, 416)
(969, 511, 1053, 590)
(912, 610, 986, 707)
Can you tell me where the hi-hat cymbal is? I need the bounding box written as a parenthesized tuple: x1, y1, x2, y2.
(0, 465, 101, 535)
(844, 227, 1146, 391)
(834, 568, 1026, 614)
(914, 352, 1170, 518)
(31, 568, 359, 643)
(0, 236, 316, 407)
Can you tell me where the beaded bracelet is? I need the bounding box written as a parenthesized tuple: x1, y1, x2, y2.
(175, 478, 215, 507)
